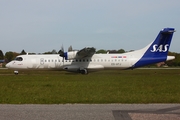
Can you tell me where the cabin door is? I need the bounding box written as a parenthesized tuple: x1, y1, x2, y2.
(40, 58, 44, 65)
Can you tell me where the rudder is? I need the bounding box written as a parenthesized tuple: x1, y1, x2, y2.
(134, 28, 175, 68)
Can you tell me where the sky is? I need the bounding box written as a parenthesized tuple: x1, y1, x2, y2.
(0, 0, 180, 54)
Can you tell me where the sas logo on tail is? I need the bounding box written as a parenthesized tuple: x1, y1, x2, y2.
(151, 44, 169, 52)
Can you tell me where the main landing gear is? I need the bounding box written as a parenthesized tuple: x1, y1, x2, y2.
(79, 69, 88, 75)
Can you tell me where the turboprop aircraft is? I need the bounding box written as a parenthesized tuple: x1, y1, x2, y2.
(6, 28, 175, 74)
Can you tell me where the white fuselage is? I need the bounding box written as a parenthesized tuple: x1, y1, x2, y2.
(6, 53, 136, 71)
(6, 28, 176, 74)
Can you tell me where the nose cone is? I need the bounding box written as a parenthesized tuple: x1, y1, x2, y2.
(6, 63, 10, 68)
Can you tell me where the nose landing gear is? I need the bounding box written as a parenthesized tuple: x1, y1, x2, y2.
(14, 70, 19, 75)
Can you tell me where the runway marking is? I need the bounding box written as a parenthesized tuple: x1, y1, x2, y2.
(155, 106, 180, 114)
(112, 106, 180, 120)
(112, 111, 132, 120)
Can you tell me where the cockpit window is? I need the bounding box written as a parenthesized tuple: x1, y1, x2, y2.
(15, 57, 23, 61)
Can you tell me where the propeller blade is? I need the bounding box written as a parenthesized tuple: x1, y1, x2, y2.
(59, 44, 65, 57)
(61, 44, 64, 52)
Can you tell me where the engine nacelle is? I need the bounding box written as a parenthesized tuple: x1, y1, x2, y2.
(64, 51, 78, 60)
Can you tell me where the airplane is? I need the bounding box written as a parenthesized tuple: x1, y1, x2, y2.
(6, 28, 175, 75)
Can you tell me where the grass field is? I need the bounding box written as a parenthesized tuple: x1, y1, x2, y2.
(0, 69, 180, 104)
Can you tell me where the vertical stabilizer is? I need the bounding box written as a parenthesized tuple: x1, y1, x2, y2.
(134, 28, 175, 68)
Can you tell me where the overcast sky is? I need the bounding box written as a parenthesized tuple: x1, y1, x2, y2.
(0, 0, 180, 53)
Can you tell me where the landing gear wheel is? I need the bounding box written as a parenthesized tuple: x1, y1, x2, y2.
(14, 70, 19, 75)
(80, 69, 88, 75)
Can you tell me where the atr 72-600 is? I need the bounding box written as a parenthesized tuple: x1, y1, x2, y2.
(6, 28, 175, 74)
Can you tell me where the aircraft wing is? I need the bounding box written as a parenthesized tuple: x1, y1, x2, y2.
(77, 47, 96, 58)
(62, 47, 96, 60)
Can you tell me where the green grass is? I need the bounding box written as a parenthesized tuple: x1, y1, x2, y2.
(0, 69, 180, 104)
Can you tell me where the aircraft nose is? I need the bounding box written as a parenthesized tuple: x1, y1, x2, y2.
(6, 63, 10, 68)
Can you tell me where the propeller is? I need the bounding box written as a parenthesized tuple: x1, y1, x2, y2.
(59, 45, 65, 65)
(59, 45, 65, 57)
(59, 45, 74, 64)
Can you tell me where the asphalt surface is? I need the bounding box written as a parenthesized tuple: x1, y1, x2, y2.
(0, 104, 180, 120)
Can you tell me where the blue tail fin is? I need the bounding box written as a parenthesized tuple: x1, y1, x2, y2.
(134, 28, 175, 67)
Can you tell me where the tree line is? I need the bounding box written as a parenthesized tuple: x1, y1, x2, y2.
(0, 49, 180, 67)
